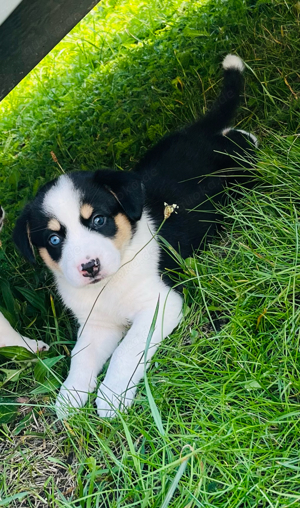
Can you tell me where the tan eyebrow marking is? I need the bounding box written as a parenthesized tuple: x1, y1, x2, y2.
(47, 218, 61, 231)
(80, 204, 94, 220)
(113, 213, 132, 250)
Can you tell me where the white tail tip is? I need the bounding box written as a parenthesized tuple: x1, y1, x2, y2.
(222, 54, 244, 72)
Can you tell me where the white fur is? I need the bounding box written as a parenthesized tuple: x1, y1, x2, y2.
(235, 129, 258, 147)
(222, 127, 258, 147)
(43, 175, 121, 287)
(0, 312, 48, 351)
(222, 54, 244, 72)
(43, 182, 183, 418)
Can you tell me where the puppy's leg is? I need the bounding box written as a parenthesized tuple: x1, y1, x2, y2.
(222, 128, 258, 148)
(215, 128, 257, 172)
(0, 312, 49, 352)
(96, 291, 183, 418)
(55, 324, 123, 419)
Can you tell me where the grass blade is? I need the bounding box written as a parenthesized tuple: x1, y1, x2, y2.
(160, 456, 189, 508)
(143, 296, 165, 436)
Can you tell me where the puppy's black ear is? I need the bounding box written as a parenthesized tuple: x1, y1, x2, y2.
(13, 205, 36, 264)
(93, 170, 144, 222)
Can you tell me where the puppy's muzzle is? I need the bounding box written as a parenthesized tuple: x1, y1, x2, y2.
(81, 258, 100, 278)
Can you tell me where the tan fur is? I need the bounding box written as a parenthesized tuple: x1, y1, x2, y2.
(48, 218, 61, 231)
(80, 204, 94, 220)
(113, 213, 132, 250)
(39, 248, 61, 272)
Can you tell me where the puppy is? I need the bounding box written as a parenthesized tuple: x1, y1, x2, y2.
(0, 206, 48, 352)
(13, 55, 257, 418)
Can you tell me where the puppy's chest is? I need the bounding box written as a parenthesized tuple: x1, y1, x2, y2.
(57, 239, 163, 326)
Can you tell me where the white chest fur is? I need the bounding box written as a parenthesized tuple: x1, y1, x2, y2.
(54, 211, 172, 325)
(54, 211, 183, 419)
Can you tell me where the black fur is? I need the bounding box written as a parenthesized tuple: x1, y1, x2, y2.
(134, 65, 256, 283)
(91, 171, 143, 222)
(13, 179, 58, 263)
(13, 58, 256, 286)
(13, 171, 140, 262)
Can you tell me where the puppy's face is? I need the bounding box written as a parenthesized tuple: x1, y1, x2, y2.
(13, 171, 143, 288)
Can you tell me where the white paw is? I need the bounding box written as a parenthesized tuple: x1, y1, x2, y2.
(23, 337, 49, 353)
(55, 383, 89, 420)
(0, 336, 49, 352)
(96, 383, 136, 419)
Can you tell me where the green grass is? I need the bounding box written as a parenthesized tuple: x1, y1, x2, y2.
(1, 0, 300, 505)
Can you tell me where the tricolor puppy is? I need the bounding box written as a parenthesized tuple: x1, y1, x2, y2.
(0, 206, 48, 351)
(13, 55, 257, 418)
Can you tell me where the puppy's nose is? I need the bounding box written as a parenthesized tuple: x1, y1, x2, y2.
(81, 258, 100, 278)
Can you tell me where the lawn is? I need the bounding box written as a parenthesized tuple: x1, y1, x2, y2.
(0, 0, 300, 506)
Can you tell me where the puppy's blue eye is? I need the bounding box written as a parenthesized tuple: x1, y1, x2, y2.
(93, 215, 106, 227)
(49, 234, 61, 246)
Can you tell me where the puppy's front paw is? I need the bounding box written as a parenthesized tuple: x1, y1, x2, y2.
(55, 382, 89, 420)
(96, 389, 118, 419)
(96, 383, 136, 419)
(0, 336, 49, 352)
(25, 338, 49, 353)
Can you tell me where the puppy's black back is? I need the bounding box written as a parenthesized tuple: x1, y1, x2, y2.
(134, 55, 257, 281)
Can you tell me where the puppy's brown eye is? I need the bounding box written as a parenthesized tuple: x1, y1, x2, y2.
(93, 215, 106, 227)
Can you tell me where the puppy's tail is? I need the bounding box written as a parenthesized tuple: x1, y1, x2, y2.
(201, 54, 245, 134)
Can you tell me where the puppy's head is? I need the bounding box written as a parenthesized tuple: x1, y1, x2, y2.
(13, 170, 144, 288)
